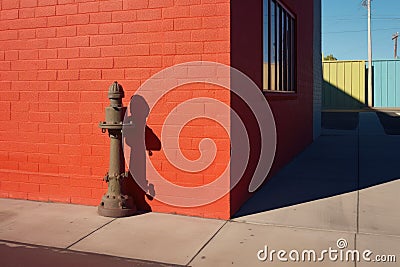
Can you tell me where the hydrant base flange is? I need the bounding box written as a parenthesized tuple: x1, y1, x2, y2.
(98, 206, 137, 218)
(97, 186, 137, 218)
(98, 205, 136, 218)
(98, 193, 137, 218)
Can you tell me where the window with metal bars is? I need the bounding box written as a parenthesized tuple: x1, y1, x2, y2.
(263, 0, 296, 92)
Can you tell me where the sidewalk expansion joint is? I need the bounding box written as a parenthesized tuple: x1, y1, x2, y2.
(356, 232, 400, 238)
(231, 220, 358, 235)
(65, 218, 117, 250)
(356, 116, 360, 235)
(185, 220, 228, 266)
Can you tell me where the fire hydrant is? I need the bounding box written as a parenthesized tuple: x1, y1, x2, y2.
(98, 81, 136, 217)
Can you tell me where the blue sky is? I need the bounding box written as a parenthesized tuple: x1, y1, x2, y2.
(322, 0, 400, 60)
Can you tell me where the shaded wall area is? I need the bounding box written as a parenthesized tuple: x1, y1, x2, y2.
(313, 0, 322, 139)
(230, 0, 315, 216)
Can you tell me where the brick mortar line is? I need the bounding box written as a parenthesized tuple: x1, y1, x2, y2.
(0, 168, 100, 179)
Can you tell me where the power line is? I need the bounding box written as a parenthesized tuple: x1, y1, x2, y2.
(325, 17, 400, 21)
(323, 14, 400, 18)
(323, 27, 399, 34)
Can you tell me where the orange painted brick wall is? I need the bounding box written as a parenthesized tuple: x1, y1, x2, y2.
(0, 0, 232, 219)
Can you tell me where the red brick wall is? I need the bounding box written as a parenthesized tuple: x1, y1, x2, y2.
(0, 0, 232, 219)
(0, 0, 314, 219)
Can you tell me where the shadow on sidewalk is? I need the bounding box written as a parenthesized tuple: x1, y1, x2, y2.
(234, 111, 400, 218)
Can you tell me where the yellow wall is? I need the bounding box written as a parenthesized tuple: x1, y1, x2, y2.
(322, 60, 366, 109)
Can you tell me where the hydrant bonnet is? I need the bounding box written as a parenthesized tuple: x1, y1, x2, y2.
(108, 81, 125, 100)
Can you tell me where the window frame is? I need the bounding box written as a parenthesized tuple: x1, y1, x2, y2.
(263, 0, 297, 94)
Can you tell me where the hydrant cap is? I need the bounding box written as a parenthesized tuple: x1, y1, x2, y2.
(108, 81, 125, 99)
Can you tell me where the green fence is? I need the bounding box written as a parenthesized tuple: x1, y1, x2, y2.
(322, 60, 366, 109)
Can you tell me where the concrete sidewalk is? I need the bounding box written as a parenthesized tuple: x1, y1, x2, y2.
(1, 111, 399, 266)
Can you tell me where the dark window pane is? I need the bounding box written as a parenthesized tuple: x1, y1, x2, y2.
(282, 11, 287, 91)
(291, 18, 296, 91)
(263, 0, 269, 90)
(287, 16, 292, 91)
(270, 1, 276, 91)
(277, 5, 281, 91)
(263, 0, 295, 92)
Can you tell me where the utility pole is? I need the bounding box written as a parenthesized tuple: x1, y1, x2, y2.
(367, 0, 373, 107)
(363, 0, 373, 107)
(393, 32, 399, 59)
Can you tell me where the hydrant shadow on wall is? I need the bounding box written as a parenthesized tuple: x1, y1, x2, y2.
(98, 81, 136, 217)
(124, 95, 159, 207)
